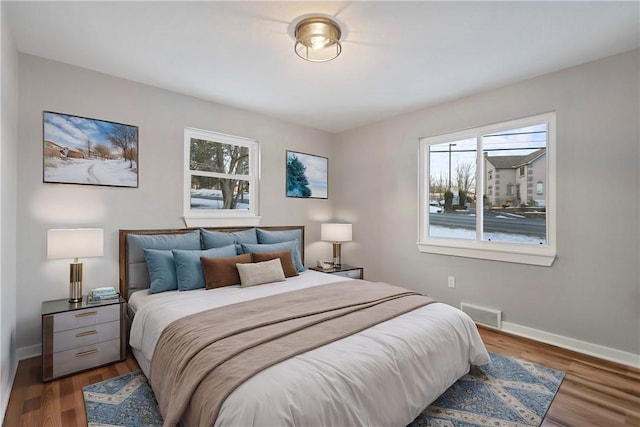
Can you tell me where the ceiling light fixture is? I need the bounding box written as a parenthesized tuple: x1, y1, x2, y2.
(294, 16, 342, 62)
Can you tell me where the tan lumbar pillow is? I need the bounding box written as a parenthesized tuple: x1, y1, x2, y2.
(236, 258, 286, 287)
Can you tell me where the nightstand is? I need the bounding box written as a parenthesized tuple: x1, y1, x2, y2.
(41, 296, 127, 381)
(309, 264, 364, 280)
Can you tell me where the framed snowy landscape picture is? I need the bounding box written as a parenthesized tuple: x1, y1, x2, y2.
(286, 150, 328, 199)
(43, 111, 138, 187)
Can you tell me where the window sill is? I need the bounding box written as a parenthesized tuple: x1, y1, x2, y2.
(417, 240, 556, 266)
(183, 215, 261, 228)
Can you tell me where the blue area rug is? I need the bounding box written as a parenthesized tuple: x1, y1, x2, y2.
(409, 352, 565, 426)
(83, 370, 163, 427)
(83, 353, 563, 427)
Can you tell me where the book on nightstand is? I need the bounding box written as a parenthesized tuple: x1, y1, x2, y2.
(87, 287, 119, 303)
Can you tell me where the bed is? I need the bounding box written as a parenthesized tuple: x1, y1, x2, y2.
(119, 226, 490, 427)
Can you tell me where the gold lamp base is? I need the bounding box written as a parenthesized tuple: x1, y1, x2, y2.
(332, 242, 342, 267)
(69, 261, 83, 303)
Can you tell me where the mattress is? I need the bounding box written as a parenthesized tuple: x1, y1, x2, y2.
(129, 270, 490, 426)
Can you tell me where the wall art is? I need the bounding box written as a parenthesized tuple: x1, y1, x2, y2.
(286, 150, 328, 199)
(43, 111, 138, 187)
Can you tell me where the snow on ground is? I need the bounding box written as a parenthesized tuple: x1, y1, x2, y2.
(190, 188, 250, 210)
(44, 157, 137, 186)
(429, 225, 546, 244)
(192, 189, 223, 198)
(496, 213, 526, 219)
(501, 212, 526, 218)
(190, 199, 250, 210)
(190, 197, 250, 210)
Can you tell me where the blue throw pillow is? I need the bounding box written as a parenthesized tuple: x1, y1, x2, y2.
(172, 245, 237, 291)
(127, 230, 201, 263)
(256, 228, 302, 246)
(240, 240, 305, 272)
(143, 249, 177, 294)
(201, 228, 258, 251)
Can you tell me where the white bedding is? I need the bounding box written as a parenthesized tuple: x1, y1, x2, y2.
(129, 270, 490, 426)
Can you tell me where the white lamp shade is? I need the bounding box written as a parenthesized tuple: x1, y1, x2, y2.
(321, 223, 352, 242)
(47, 228, 104, 259)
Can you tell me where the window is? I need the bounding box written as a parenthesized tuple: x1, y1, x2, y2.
(488, 170, 493, 180)
(184, 128, 260, 227)
(418, 112, 556, 266)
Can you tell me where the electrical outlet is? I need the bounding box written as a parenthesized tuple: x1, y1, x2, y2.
(447, 276, 455, 288)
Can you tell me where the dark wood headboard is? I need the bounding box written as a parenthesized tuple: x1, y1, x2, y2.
(118, 226, 305, 299)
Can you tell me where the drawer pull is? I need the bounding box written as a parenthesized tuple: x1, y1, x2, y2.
(75, 311, 97, 318)
(75, 330, 98, 337)
(75, 349, 99, 358)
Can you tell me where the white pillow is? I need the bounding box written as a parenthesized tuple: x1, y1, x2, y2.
(236, 258, 286, 287)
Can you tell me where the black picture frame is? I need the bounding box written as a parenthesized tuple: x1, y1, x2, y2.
(43, 111, 139, 188)
(286, 150, 328, 199)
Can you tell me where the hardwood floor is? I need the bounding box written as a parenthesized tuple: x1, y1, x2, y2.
(3, 354, 139, 427)
(478, 326, 640, 427)
(3, 327, 639, 426)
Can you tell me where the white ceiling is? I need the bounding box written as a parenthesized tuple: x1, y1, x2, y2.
(5, 1, 639, 133)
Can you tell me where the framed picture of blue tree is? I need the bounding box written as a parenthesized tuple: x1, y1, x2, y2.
(286, 150, 328, 199)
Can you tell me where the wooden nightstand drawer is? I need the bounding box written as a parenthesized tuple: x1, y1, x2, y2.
(53, 320, 120, 353)
(52, 338, 121, 378)
(52, 304, 119, 333)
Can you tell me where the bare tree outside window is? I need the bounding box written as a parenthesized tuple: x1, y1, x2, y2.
(190, 139, 250, 210)
(184, 128, 258, 219)
(455, 161, 476, 208)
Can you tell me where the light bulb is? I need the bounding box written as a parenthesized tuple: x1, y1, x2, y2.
(310, 35, 328, 50)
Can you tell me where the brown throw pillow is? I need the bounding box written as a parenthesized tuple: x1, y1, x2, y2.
(251, 250, 299, 278)
(201, 253, 252, 289)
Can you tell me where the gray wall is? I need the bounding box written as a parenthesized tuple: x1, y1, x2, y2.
(11, 49, 640, 361)
(1, 3, 19, 420)
(333, 50, 640, 355)
(16, 54, 336, 350)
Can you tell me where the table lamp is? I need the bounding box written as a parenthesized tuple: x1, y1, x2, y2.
(47, 228, 104, 303)
(321, 223, 352, 267)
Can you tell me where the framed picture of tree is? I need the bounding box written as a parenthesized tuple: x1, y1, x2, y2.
(43, 111, 138, 187)
(286, 150, 328, 199)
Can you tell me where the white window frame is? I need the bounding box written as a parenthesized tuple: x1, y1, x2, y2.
(417, 112, 556, 266)
(183, 127, 260, 227)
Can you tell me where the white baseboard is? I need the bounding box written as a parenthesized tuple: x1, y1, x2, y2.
(1, 360, 18, 423)
(501, 321, 640, 369)
(1, 380, 11, 424)
(16, 344, 41, 361)
(2, 344, 41, 420)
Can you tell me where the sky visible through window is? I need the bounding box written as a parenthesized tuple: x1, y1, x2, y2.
(428, 124, 546, 182)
